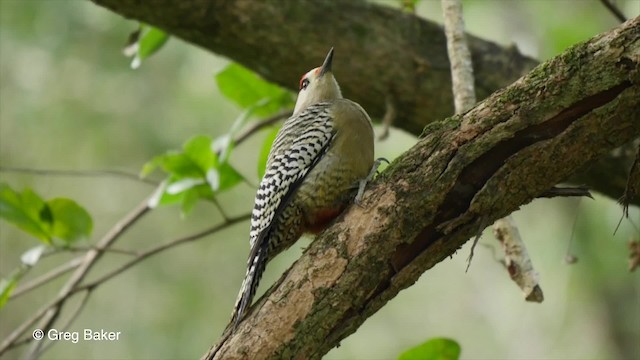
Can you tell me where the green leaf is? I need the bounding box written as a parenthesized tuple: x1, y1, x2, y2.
(0, 183, 52, 243)
(143, 135, 216, 180)
(258, 127, 279, 178)
(0, 273, 18, 310)
(183, 135, 216, 173)
(148, 180, 184, 209)
(166, 177, 205, 195)
(212, 134, 233, 164)
(215, 63, 294, 117)
(140, 156, 162, 178)
(218, 163, 244, 192)
(0, 184, 92, 245)
(181, 184, 214, 216)
(398, 338, 461, 360)
(399, 0, 421, 12)
(130, 25, 169, 69)
(143, 133, 244, 213)
(159, 153, 203, 178)
(47, 198, 93, 244)
(138, 26, 169, 59)
(157, 188, 185, 207)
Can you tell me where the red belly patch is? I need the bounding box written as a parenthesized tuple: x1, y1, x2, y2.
(305, 206, 346, 234)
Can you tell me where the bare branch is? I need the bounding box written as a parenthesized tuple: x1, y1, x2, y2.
(233, 110, 291, 145)
(73, 214, 251, 293)
(493, 216, 543, 302)
(599, 0, 628, 23)
(377, 95, 396, 141)
(0, 166, 158, 185)
(39, 290, 92, 355)
(539, 186, 592, 199)
(9, 257, 84, 300)
(441, 0, 476, 113)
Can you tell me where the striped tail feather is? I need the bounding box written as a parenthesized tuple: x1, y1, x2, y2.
(230, 240, 269, 330)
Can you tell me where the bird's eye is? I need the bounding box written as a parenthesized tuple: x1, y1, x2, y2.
(300, 78, 310, 90)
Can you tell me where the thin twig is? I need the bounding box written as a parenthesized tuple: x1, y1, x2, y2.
(38, 290, 93, 354)
(441, 0, 476, 113)
(233, 110, 291, 145)
(616, 143, 640, 234)
(377, 94, 396, 141)
(74, 214, 251, 293)
(212, 197, 231, 222)
(53, 246, 138, 256)
(3, 336, 31, 352)
(565, 198, 582, 264)
(0, 167, 158, 186)
(539, 186, 592, 199)
(10, 257, 84, 300)
(599, 0, 627, 23)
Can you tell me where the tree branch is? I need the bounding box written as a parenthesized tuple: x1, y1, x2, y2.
(90, 0, 638, 205)
(206, 17, 640, 359)
(441, 0, 476, 113)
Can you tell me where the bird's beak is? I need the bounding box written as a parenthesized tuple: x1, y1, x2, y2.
(319, 47, 334, 77)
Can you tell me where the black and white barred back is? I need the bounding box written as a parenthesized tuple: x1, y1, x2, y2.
(231, 102, 336, 328)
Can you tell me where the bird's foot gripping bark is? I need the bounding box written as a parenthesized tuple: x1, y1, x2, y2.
(355, 157, 389, 206)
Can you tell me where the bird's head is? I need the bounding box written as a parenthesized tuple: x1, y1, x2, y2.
(293, 48, 343, 115)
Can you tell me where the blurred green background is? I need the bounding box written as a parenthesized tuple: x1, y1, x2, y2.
(1, 1, 638, 359)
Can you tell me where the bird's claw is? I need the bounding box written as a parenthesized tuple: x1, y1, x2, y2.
(354, 157, 389, 206)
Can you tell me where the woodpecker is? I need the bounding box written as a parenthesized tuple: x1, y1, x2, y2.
(230, 48, 375, 328)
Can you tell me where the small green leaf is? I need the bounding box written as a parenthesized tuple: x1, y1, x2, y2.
(138, 26, 169, 58)
(0, 184, 92, 245)
(181, 188, 200, 216)
(398, 338, 461, 360)
(399, 0, 421, 12)
(181, 184, 214, 216)
(159, 153, 203, 178)
(0, 183, 52, 243)
(0, 274, 18, 310)
(212, 134, 233, 164)
(48, 198, 93, 244)
(130, 25, 169, 69)
(140, 156, 162, 177)
(183, 135, 216, 173)
(215, 63, 294, 117)
(157, 187, 185, 207)
(148, 180, 183, 209)
(258, 127, 279, 178)
(144, 135, 216, 180)
(218, 163, 244, 192)
(166, 178, 205, 195)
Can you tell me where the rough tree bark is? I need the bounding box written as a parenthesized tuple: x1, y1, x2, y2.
(90, 0, 638, 205)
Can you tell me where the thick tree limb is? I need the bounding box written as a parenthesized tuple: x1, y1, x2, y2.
(91, 0, 638, 205)
(91, 0, 535, 133)
(205, 18, 640, 359)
